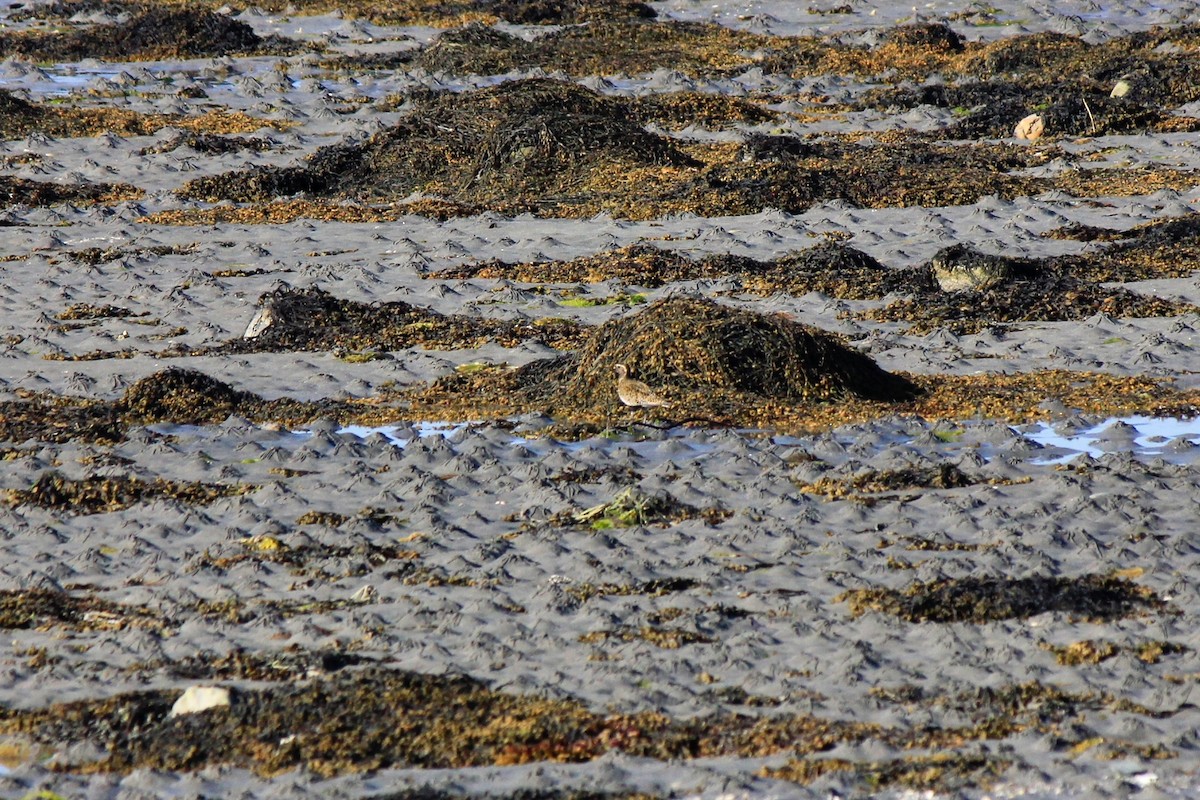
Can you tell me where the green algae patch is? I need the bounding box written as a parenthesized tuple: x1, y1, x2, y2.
(839, 575, 1166, 624)
(570, 486, 715, 530)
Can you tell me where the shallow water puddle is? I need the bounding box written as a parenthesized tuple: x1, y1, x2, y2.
(38, 66, 121, 94)
(337, 422, 718, 462)
(157, 415, 1200, 469)
(1020, 415, 1200, 464)
(337, 421, 471, 444)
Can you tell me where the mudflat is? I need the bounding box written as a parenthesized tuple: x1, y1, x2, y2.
(2, 1, 1200, 798)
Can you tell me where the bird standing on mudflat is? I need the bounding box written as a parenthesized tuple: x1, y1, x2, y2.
(614, 363, 671, 409)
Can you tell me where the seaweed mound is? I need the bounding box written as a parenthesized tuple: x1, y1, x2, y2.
(0, 175, 138, 207)
(0, 89, 35, 119)
(490, 0, 655, 24)
(525, 297, 921, 406)
(434, 241, 897, 299)
(947, 90, 1194, 139)
(117, 368, 260, 424)
(862, 239, 1197, 334)
(7, 471, 238, 515)
(217, 286, 585, 353)
(841, 575, 1164, 623)
(115, 367, 346, 426)
(413, 23, 535, 74)
(882, 22, 963, 53)
(180, 78, 696, 208)
(0, 8, 291, 61)
(432, 244, 759, 287)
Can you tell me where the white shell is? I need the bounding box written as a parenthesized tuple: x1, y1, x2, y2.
(351, 584, 379, 604)
(169, 686, 232, 717)
(1111, 79, 1132, 99)
(1014, 113, 1045, 141)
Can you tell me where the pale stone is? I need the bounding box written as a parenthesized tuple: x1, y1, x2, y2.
(1014, 113, 1045, 141)
(170, 685, 232, 717)
(1111, 79, 1132, 99)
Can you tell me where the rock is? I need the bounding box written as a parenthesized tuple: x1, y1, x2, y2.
(169, 685, 232, 717)
(1014, 113, 1045, 140)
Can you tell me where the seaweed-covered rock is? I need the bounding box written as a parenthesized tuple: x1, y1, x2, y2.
(523, 296, 921, 407)
(930, 244, 1019, 293)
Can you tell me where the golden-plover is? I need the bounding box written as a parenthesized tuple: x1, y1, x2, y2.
(243, 304, 276, 339)
(614, 364, 671, 409)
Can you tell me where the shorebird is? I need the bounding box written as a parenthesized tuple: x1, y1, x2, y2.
(614, 364, 671, 409)
(243, 304, 276, 339)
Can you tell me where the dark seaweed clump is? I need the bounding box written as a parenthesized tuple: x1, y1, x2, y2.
(12, 0, 654, 25)
(434, 241, 901, 299)
(0, 8, 299, 61)
(861, 80, 1200, 139)
(840, 575, 1165, 623)
(548, 297, 920, 403)
(0, 589, 128, 630)
(115, 367, 334, 425)
(5, 471, 241, 515)
(210, 285, 585, 354)
(863, 243, 1197, 334)
(179, 78, 696, 207)
(0, 367, 347, 445)
(1, 174, 137, 208)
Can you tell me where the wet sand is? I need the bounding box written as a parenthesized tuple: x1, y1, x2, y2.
(2, 0, 1200, 797)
